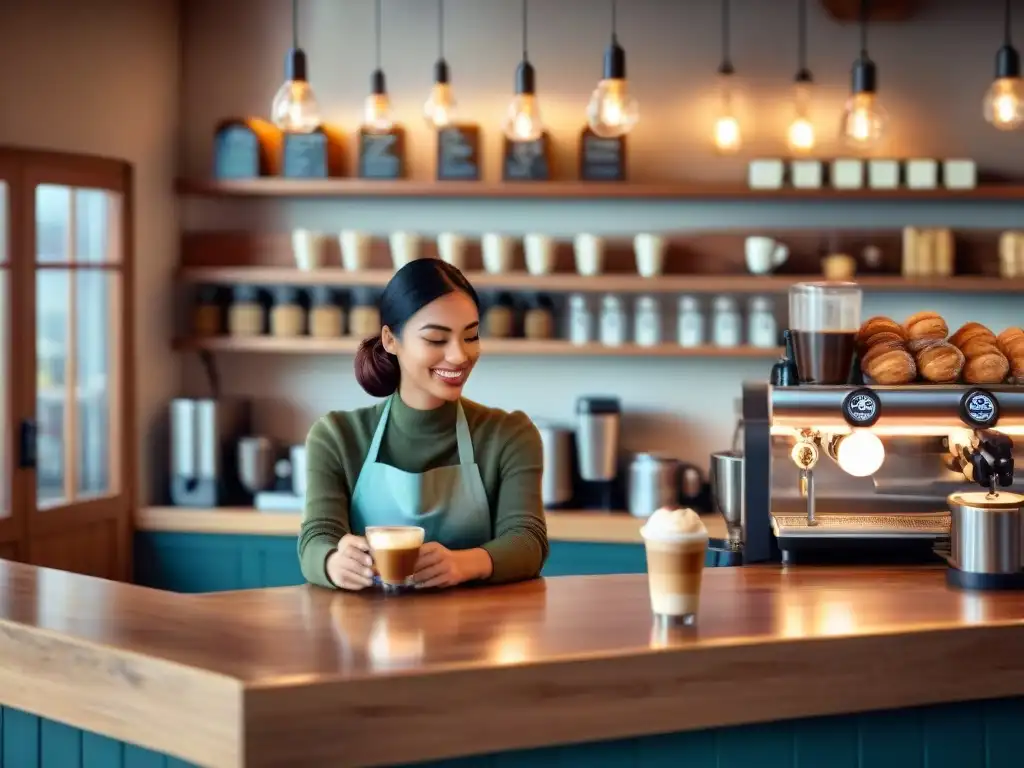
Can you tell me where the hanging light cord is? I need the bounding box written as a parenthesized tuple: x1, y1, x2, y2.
(521, 0, 529, 60)
(438, 0, 445, 57)
(720, 0, 734, 74)
(1004, 0, 1013, 46)
(292, 0, 299, 49)
(797, 0, 808, 72)
(375, 0, 383, 70)
(611, 0, 618, 43)
(859, 0, 869, 58)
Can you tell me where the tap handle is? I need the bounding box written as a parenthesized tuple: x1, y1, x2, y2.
(971, 429, 1015, 489)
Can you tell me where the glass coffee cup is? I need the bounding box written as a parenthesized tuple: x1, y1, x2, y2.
(788, 282, 862, 385)
(365, 526, 425, 594)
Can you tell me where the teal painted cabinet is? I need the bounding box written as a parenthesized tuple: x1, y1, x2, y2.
(2, 698, 1023, 767)
(133, 532, 650, 592)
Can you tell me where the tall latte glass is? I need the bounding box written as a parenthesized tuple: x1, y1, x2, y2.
(365, 526, 425, 594)
(640, 508, 709, 626)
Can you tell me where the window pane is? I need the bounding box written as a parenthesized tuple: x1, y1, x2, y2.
(76, 270, 116, 496)
(36, 185, 71, 264)
(37, 270, 69, 505)
(0, 269, 8, 517)
(75, 189, 121, 264)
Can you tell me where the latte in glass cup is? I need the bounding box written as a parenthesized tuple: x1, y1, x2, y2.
(365, 526, 425, 591)
(640, 507, 709, 625)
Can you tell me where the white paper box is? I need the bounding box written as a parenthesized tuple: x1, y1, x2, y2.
(868, 159, 900, 189)
(791, 160, 823, 189)
(944, 159, 977, 189)
(906, 159, 939, 189)
(831, 159, 864, 189)
(748, 159, 785, 189)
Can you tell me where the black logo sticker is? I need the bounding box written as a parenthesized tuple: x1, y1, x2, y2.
(842, 388, 881, 427)
(960, 389, 999, 428)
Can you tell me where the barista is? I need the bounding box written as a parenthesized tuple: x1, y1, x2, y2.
(298, 259, 549, 590)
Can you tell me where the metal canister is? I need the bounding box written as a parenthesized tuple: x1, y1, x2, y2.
(627, 453, 679, 519)
(947, 491, 1023, 574)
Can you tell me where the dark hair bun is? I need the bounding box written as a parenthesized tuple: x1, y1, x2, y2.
(354, 336, 400, 397)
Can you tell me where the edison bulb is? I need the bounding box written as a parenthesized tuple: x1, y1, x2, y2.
(984, 77, 1024, 130)
(271, 80, 321, 133)
(786, 83, 816, 153)
(836, 431, 885, 477)
(503, 94, 544, 142)
(840, 91, 888, 149)
(586, 78, 639, 138)
(713, 83, 742, 154)
(424, 83, 457, 129)
(363, 93, 394, 134)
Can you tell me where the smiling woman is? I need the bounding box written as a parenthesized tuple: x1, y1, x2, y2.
(300, 259, 549, 592)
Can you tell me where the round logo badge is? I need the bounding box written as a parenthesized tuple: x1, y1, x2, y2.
(960, 389, 999, 428)
(842, 388, 881, 427)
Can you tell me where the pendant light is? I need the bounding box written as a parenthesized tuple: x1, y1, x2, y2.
(502, 0, 544, 143)
(271, 0, 322, 133)
(839, 0, 888, 149)
(712, 0, 742, 154)
(424, 0, 457, 129)
(585, 0, 639, 138)
(363, 0, 394, 134)
(786, 0, 816, 153)
(983, 0, 1024, 130)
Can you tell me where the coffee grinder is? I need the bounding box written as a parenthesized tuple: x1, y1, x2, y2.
(575, 396, 621, 510)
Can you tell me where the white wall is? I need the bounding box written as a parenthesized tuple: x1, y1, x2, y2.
(179, 0, 1024, 475)
(0, 0, 181, 502)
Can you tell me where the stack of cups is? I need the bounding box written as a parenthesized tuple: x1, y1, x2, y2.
(640, 507, 709, 627)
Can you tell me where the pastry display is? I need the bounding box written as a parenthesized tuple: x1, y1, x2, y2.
(903, 311, 948, 343)
(852, 312, 1020, 386)
(916, 342, 965, 383)
(864, 347, 917, 385)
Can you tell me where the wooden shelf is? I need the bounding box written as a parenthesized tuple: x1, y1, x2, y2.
(176, 267, 1024, 295)
(172, 336, 782, 358)
(137, 506, 729, 542)
(175, 178, 1024, 201)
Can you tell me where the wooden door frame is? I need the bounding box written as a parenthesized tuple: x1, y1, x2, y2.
(0, 146, 135, 580)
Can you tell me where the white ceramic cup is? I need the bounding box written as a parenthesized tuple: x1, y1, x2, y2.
(573, 234, 605, 276)
(437, 233, 468, 270)
(339, 230, 371, 271)
(745, 236, 789, 275)
(389, 232, 423, 269)
(634, 234, 667, 278)
(482, 233, 515, 274)
(292, 229, 326, 271)
(524, 234, 556, 275)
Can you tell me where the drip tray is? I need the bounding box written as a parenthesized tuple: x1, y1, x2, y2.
(771, 511, 951, 539)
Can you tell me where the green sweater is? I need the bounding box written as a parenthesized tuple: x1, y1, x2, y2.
(298, 396, 549, 588)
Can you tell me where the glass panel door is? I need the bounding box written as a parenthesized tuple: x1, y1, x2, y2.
(0, 180, 8, 520)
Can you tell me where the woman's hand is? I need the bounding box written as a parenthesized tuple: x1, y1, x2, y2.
(326, 535, 375, 591)
(413, 543, 493, 589)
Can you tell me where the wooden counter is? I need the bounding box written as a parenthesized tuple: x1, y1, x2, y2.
(3, 560, 1024, 766)
(136, 506, 729, 542)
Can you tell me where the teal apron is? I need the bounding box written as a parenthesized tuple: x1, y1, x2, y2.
(348, 396, 492, 551)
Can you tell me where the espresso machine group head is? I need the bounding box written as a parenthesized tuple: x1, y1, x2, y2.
(740, 382, 1024, 566)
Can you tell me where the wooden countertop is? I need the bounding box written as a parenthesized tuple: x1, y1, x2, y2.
(136, 506, 729, 543)
(4, 561, 1024, 767)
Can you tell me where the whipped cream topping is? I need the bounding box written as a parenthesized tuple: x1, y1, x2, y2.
(641, 507, 708, 541)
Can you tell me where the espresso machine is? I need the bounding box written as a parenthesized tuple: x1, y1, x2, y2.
(726, 282, 1024, 586)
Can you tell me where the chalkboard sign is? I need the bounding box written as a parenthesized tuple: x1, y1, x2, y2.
(358, 127, 406, 179)
(213, 118, 281, 179)
(282, 126, 344, 178)
(502, 133, 551, 181)
(437, 124, 481, 181)
(579, 128, 626, 181)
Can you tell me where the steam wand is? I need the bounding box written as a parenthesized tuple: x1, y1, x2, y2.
(791, 430, 820, 527)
